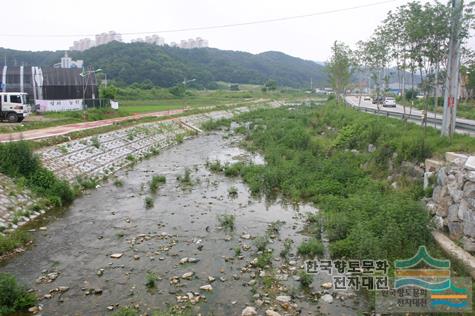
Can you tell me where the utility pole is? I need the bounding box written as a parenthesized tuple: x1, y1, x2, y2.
(442, 0, 464, 137)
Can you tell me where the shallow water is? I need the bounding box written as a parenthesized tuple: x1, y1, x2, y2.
(1, 133, 366, 315)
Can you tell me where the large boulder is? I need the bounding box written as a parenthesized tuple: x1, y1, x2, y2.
(463, 236, 475, 252)
(448, 221, 464, 240)
(447, 204, 460, 222)
(437, 167, 448, 186)
(462, 207, 475, 238)
(465, 171, 475, 182)
(464, 156, 475, 171)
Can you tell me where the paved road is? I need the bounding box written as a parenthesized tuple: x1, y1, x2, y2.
(0, 109, 184, 142)
(345, 96, 475, 135)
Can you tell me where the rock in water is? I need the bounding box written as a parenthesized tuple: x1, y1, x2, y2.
(321, 294, 334, 303)
(110, 253, 123, 259)
(199, 284, 213, 291)
(242, 306, 257, 316)
(276, 295, 291, 303)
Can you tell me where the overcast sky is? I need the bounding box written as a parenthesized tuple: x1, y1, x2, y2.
(2, 0, 473, 62)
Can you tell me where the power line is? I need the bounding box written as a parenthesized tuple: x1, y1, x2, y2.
(0, 0, 397, 38)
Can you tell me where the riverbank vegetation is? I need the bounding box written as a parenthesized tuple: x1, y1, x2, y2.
(0, 273, 37, 315)
(0, 142, 73, 207)
(214, 101, 475, 261)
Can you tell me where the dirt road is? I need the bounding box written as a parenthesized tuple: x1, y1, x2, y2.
(0, 109, 184, 142)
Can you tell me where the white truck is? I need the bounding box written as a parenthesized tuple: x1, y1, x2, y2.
(0, 92, 30, 123)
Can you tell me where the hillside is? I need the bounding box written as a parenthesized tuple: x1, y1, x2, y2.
(0, 43, 326, 89)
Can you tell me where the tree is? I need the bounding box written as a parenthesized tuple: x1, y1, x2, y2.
(99, 84, 118, 100)
(265, 80, 278, 91)
(326, 41, 354, 104)
(169, 84, 186, 97)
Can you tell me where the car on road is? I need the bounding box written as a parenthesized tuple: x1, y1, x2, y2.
(383, 97, 396, 107)
(363, 96, 371, 101)
(372, 96, 384, 104)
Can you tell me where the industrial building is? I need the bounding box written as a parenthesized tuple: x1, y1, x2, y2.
(0, 65, 98, 111)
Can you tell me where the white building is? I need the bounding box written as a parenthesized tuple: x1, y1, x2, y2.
(70, 31, 122, 51)
(54, 52, 84, 69)
(176, 37, 209, 49)
(70, 38, 95, 52)
(145, 35, 165, 45)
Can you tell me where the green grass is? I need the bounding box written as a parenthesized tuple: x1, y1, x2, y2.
(212, 101, 475, 262)
(112, 307, 139, 316)
(177, 168, 193, 187)
(255, 252, 273, 269)
(144, 197, 154, 209)
(297, 239, 324, 258)
(145, 272, 158, 288)
(254, 236, 269, 252)
(0, 230, 31, 257)
(217, 214, 235, 231)
(280, 238, 293, 258)
(298, 270, 313, 289)
(0, 88, 315, 135)
(0, 141, 74, 207)
(0, 273, 37, 315)
(150, 175, 166, 193)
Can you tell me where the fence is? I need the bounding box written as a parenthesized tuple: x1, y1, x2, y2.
(33, 98, 112, 112)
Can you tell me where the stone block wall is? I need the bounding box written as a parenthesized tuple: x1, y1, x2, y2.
(426, 153, 475, 252)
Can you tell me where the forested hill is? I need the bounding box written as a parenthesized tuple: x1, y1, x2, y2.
(0, 42, 326, 88)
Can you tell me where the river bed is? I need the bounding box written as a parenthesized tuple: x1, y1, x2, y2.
(1, 132, 366, 315)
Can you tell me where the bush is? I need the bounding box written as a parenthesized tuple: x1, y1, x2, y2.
(145, 196, 154, 209)
(150, 175, 166, 193)
(217, 214, 235, 231)
(0, 142, 74, 207)
(0, 273, 37, 315)
(254, 236, 269, 252)
(145, 272, 158, 288)
(256, 252, 272, 269)
(299, 270, 313, 289)
(0, 231, 31, 256)
(227, 102, 468, 262)
(112, 307, 139, 316)
(297, 239, 324, 258)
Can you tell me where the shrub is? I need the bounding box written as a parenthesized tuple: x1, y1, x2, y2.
(280, 238, 293, 258)
(256, 252, 272, 269)
(0, 273, 37, 315)
(228, 186, 238, 197)
(299, 270, 313, 289)
(145, 272, 158, 288)
(0, 231, 31, 256)
(254, 236, 269, 252)
(150, 175, 166, 193)
(145, 197, 154, 209)
(217, 214, 235, 231)
(177, 168, 193, 186)
(112, 307, 139, 316)
(0, 142, 74, 207)
(114, 179, 124, 187)
(228, 103, 444, 262)
(223, 163, 243, 177)
(91, 136, 100, 149)
(207, 160, 223, 172)
(297, 239, 324, 258)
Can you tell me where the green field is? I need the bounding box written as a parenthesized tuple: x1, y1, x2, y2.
(0, 89, 313, 134)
